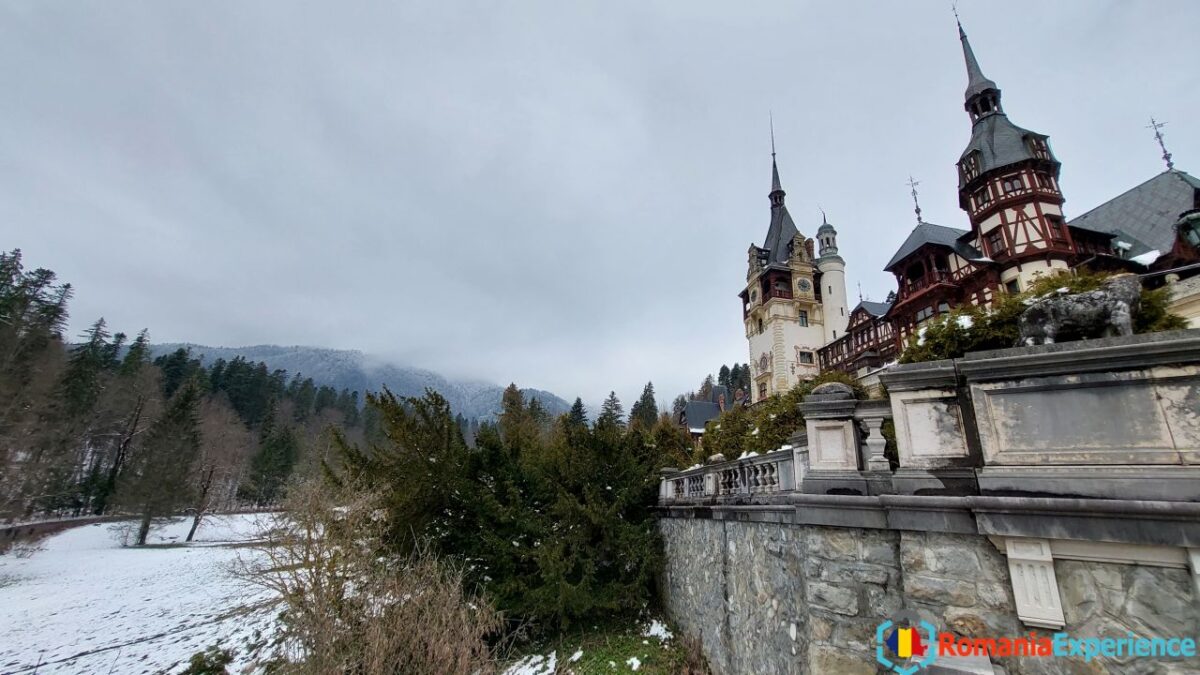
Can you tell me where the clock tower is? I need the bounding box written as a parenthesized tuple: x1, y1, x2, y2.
(739, 151, 846, 403)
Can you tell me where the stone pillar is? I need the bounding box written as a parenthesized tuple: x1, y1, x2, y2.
(878, 360, 978, 495)
(854, 399, 894, 495)
(799, 382, 868, 495)
(660, 468, 679, 503)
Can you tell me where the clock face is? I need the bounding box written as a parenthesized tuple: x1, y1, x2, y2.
(797, 279, 812, 292)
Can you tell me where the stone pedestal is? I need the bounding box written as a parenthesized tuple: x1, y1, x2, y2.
(879, 360, 979, 495)
(800, 383, 867, 495)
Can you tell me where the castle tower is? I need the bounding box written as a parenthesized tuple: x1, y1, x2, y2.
(955, 20, 1073, 296)
(739, 151, 828, 403)
(816, 213, 849, 344)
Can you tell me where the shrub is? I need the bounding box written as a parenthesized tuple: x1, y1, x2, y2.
(181, 646, 234, 675)
(899, 271, 1189, 364)
(241, 478, 503, 675)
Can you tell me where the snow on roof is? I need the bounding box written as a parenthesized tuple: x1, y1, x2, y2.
(1130, 249, 1163, 266)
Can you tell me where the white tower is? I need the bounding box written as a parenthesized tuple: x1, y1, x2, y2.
(816, 214, 849, 346)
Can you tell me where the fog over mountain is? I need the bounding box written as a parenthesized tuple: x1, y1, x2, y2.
(149, 344, 572, 421)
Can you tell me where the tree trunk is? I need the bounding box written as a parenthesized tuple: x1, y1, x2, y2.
(97, 396, 145, 515)
(136, 511, 152, 546)
(185, 466, 215, 543)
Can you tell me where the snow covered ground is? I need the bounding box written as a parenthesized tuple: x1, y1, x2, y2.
(0, 514, 282, 674)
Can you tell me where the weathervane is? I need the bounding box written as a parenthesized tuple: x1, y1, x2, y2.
(907, 175, 923, 224)
(1147, 117, 1175, 170)
(857, 282, 864, 302)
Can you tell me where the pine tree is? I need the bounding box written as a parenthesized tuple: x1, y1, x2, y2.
(114, 380, 202, 545)
(628, 382, 658, 431)
(718, 365, 731, 389)
(239, 406, 300, 506)
(567, 398, 588, 427)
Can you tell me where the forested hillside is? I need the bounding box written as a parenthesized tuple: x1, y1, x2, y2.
(149, 343, 571, 422)
(0, 249, 363, 534)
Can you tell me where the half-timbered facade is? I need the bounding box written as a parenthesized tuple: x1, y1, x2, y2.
(816, 20, 1200, 375)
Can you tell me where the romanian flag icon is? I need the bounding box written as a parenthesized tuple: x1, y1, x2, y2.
(886, 626, 927, 658)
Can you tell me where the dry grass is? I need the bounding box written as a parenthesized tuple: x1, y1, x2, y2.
(238, 478, 502, 675)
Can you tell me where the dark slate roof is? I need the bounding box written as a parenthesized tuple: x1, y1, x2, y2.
(681, 400, 721, 433)
(959, 24, 998, 102)
(958, 114, 1047, 187)
(853, 300, 893, 317)
(884, 221, 981, 271)
(1067, 170, 1200, 256)
(761, 202, 799, 265)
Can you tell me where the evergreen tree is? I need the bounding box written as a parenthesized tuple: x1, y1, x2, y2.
(114, 380, 202, 545)
(628, 382, 658, 431)
(595, 391, 625, 435)
(718, 365, 731, 389)
(239, 405, 300, 506)
(567, 398, 588, 427)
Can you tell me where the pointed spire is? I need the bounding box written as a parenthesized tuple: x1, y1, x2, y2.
(769, 113, 785, 205)
(956, 15, 999, 106)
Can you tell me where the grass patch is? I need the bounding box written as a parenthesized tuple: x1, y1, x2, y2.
(504, 617, 707, 674)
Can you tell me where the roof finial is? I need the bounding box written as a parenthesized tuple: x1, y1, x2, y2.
(819, 205, 827, 225)
(1147, 117, 1175, 171)
(953, 2, 963, 37)
(857, 281, 864, 302)
(907, 175, 923, 224)
(770, 111, 776, 159)
(769, 112, 783, 197)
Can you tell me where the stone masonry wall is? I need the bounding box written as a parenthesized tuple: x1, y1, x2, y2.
(661, 520, 1200, 675)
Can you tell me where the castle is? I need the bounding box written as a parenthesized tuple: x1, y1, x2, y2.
(742, 21, 1200, 392)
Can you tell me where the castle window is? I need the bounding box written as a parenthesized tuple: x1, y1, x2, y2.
(757, 318, 764, 334)
(758, 382, 767, 399)
(1005, 279, 1021, 294)
(798, 351, 814, 365)
(750, 291, 757, 303)
(1047, 215, 1066, 243)
(974, 186, 992, 209)
(915, 306, 934, 321)
(1184, 222, 1200, 247)
(1030, 137, 1051, 159)
(1001, 174, 1025, 194)
(986, 229, 1005, 255)
(1036, 172, 1056, 190)
(961, 154, 980, 181)
(798, 311, 809, 327)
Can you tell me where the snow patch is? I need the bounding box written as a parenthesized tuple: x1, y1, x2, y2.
(627, 656, 642, 671)
(504, 650, 557, 675)
(643, 619, 674, 641)
(737, 451, 760, 459)
(1131, 249, 1162, 266)
(569, 649, 584, 662)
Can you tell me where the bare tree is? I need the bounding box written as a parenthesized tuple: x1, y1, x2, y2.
(186, 395, 254, 541)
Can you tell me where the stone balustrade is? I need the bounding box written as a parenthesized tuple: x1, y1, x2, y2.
(661, 449, 796, 504)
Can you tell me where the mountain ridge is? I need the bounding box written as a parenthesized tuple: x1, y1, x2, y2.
(148, 343, 571, 421)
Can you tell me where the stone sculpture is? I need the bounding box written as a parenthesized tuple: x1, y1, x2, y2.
(1017, 274, 1141, 345)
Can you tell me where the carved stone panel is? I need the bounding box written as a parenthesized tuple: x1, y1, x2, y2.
(890, 389, 970, 469)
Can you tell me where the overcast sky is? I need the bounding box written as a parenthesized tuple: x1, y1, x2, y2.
(3, 1, 1198, 410)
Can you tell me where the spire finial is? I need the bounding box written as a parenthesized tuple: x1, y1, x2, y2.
(769, 113, 783, 198)
(907, 175, 923, 224)
(770, 111, 776, 159)
(1147, 117, 1175, 171)
(953, 2, 964, 37)
(857, 282, 864, 302)
(819, 206, 827, 225)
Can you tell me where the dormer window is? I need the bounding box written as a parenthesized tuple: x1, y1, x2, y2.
(961, 154, 980, 182)
(1030, 137, 1051, 160)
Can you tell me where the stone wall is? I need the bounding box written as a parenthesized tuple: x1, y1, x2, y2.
(660, 519, 1200, 675)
